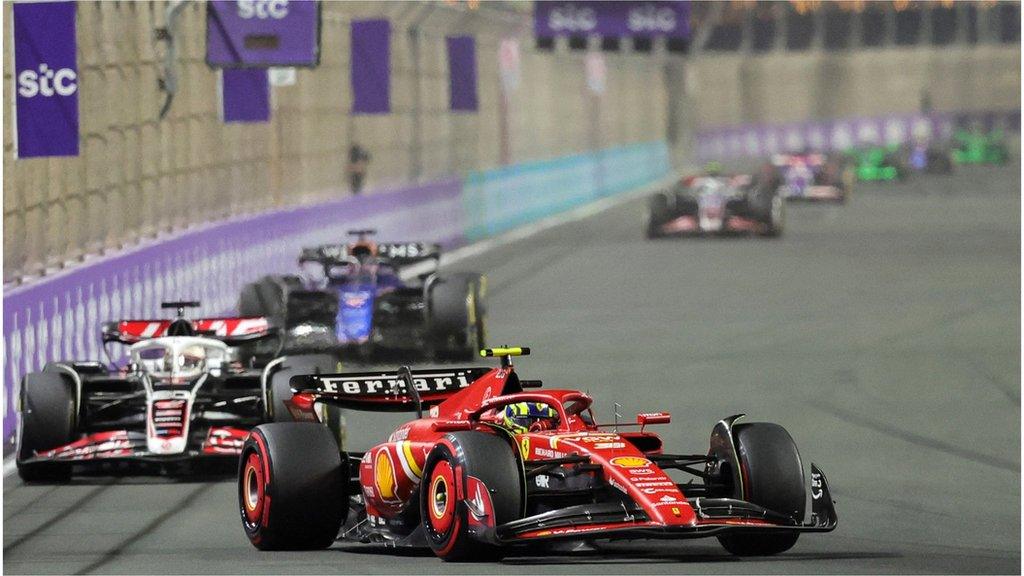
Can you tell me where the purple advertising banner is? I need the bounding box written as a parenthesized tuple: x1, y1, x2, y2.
(13, 1, 79, 158)
(351, 19, 391, 114)
(446, 36, 478, 112)
(695, 110, 1020, 162)
(221, 68, 270, 123)
(206, 0, 321, 67)
(534, 1, 690, 38)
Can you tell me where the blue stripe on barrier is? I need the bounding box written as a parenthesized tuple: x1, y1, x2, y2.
(464, 141, 670, 241)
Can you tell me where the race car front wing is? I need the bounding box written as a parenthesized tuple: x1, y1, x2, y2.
(494, 463, 837, 543)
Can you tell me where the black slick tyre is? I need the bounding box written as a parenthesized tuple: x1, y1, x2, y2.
(16, 371, 76, 483)
(239, 423, 347, 550)
(717, 422, 805, 556)
(266, 354, 337, 422)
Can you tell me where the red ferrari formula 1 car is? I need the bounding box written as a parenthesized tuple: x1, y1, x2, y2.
(237, 348, 837, 560)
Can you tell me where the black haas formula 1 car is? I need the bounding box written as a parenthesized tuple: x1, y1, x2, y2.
(237, 347, 836, 560)
(646, 174, 783, 238)
(238, 230, 486, 362)
(15, 302, 338, 482)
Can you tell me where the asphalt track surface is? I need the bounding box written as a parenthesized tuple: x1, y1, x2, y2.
(4, 165, 1020, 574)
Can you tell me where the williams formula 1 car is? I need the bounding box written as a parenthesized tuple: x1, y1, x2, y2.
(237, 347, 837, 560)
(646, 174, 784, 238)
(769, 152, 852, 203)
(238, 231, 486, 361)
(15, 302, 337, 482)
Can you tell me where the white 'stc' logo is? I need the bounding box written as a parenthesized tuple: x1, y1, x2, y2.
(18, 64, 77, 98)
(237, 0, 289, 19)
(548, 5, 597, 32)
(628, 4, 677, 33)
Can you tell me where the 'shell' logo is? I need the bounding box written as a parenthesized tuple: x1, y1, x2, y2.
(18, 65, 77, 98)
(374, 450, 399, 501)
(610, 456, 652, 468)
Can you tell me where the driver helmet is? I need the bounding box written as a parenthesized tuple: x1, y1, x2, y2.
(704, 161, 723, 176)
(349, 241, 378, 263)
(166, 344, 207, 381)
(502, 402, 558, 434)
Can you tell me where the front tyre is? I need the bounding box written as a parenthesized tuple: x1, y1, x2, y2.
(239, 423, 348, 550)
(717, 422, 805, 556)
(17, 371, 77, 483)
(645, 194, 671, 239)
(760, 195, 785, 238)
(421, 432, 523, 561)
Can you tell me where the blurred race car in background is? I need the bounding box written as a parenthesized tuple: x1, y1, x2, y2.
(768, 152, 852, 203)
(238, 230, 487, 362)
(903, 140, 954, 174)
(15, 302, 338, 482)
(849, 145, 909, 182)
(646, 173, 784, 238)
(952, 126, 1009, 165)
(236, 347, 837, 560)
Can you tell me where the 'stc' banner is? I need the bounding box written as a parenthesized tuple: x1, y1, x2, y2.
(535, 1, 690, 39)
(446, 36, 478, 112)
(351, 19, 390, 115)
(220, 68, 270, 123)
(206, 0, 322, 68)
(13, 1, 79, 158)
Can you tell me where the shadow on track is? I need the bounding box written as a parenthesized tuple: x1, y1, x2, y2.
(503, 551, 901, 566)
(333, 542, 901, 566)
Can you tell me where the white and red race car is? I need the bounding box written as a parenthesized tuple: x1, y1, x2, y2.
(770, 153, 852, 203)
(15, 301, 337, 482)
(646, 175, 784, 238)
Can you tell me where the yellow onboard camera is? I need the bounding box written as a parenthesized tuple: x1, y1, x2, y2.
(480, 347, 530, 357)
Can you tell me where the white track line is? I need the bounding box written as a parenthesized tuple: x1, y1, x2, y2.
(3, 173, 682, 479)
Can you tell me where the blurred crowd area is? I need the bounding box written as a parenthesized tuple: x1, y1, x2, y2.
(2, 1, 1020, 284)
(691, 0, 1020, 51)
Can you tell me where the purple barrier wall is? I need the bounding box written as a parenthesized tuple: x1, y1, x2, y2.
(695, 110, 1021, 162)
(2, 179, 464, 443)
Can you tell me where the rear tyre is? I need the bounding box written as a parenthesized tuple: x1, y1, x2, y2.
(717, 422, 805, 556)
(429, 273, 486, 361)
(17, 371, 77, 483)
(239, 423, 348, 550)
(421, 432, 523, 561)
(238, 276, 294, 327)
(267, 354, 338, 422)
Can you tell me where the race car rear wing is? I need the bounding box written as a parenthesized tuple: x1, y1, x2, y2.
(290, 366, 491, 413)
(299, 242, 441, 269)
(102, 317, 276, 345)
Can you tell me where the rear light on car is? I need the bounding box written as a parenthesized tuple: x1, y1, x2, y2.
(290, 392, 316, 411)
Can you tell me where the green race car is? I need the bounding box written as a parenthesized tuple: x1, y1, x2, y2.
(848, 145, 908, 182)
(951, 128, 1009, 165)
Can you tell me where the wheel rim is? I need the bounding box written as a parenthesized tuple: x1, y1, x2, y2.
(428, 460, 456, 535)
(242, 452, 265, 525)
